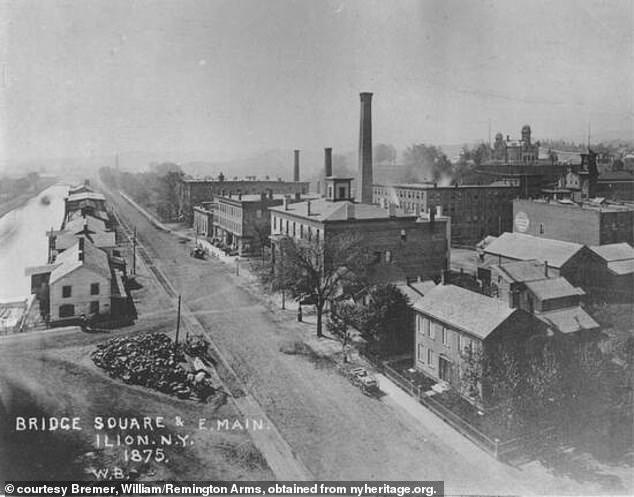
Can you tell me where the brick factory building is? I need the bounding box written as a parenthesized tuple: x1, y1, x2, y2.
(373, 183, 519, 245)
(270, 176, 451, 283)
(513, 198, 634, 245)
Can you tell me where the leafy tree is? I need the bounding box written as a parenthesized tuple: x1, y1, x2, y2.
(327, 301, 358, 362)
(355, 284, 413, 357)
(374, 144, 397, 165)
(402, 144, 453, 183)
(257, 233, 368, 337)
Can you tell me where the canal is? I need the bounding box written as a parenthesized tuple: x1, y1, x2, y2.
(0, 184, 68, 302)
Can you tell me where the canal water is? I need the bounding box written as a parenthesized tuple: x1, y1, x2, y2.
(0, 184, 68, 302)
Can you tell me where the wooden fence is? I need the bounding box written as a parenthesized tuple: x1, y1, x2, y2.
(381, 361, 557, 461)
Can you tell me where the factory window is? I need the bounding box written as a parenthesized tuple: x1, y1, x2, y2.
(300, 224, 304, 238)
(62, 285, 72, 298)
(418, 344, 424, 363)
(90, 301, 100, 314)
(292, 222, 296, 237)
(442, 327, 448, 346)
(59, 304, 74, 318)
(427, 348, 433, 367)
(285, 220, 289, 235)
(273, 217, 277, 231)
(90, 283, 100, 295)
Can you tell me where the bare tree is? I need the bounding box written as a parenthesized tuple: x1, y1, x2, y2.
(259, 233, 368, 337)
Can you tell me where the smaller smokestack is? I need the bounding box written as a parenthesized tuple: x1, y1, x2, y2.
(324, 148, 333, 177)
(294, 150, 300, 182)
(544, 261, 549, 277)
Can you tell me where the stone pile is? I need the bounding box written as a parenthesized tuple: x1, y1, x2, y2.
(91, 332, 222, 402)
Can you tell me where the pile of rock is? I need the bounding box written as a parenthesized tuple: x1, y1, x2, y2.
(91, 333, 223, 402)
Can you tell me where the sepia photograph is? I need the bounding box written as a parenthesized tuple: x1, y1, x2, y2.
(0, 1, 632, 495)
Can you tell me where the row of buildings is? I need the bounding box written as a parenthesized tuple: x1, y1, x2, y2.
(25, 183, 130, 325)
(176, 93, 632, 410)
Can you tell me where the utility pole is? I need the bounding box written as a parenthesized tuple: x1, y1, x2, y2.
(174, 294, 182, 350)
(132, 226, 137, 275)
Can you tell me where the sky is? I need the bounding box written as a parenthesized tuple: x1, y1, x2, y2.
(0, 0, 632, 168)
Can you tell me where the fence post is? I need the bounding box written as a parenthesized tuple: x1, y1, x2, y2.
(493, 438, 500, 460)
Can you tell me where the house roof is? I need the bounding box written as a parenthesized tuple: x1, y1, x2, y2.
(484, 232, 583, 268)
(66, 191, 106, 202)
(408, 280, 437, 296)
(50, 238, 111, 284)
(64, 215, 107, 234)
(413, 285, 515, 340)
(493, 260, 549, 283)
(25, 263, 61, 277)
(608, 259, 634, 276)
(590, 243, 634, 262)
(539, 307, 600, 334)
(525, 277, 585, 300)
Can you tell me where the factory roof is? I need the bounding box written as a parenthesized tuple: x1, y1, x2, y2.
(493, 260, 550, 283)
(525, 277, 585, 301)
(484, 233, 583, 268)
(607, 259, 634, 276)
(269, 198, 420, 222)
(539, 307, 600, 334)
(413, 285, 515, 340)
(590, 243, 634, 262)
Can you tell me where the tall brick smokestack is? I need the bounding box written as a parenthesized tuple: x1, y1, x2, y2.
(324, 147, 333, 177)
(293, 150, 300, 182)
(357, 92, 373, 203)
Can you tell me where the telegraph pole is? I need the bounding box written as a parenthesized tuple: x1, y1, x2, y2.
(132, 226, 137, 275)
(174, 294, 182, 350)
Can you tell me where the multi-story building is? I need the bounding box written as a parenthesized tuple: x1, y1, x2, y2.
(192, 201, 216, 238)
(213, 192, 314, 256)
(490, 125, 540, 164)
(513, 198, 634, 245)
(178, 177, 310, 225)
(413, 284, 549, 405)
(270, 176, 451, 283)
(489, 260, 599, 336)
(373, 183, 519, 245)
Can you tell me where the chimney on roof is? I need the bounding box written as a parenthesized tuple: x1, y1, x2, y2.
(324, 147, 333, 177)
(544, 261, 549, 277)
(283, 197, 289, 211)
(357, 92, 373, 204)
(307, 200, 312, 216)
(267, 188, 273, 199)
(293, 150, 300, 182)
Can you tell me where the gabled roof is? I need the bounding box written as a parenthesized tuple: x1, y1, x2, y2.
(590, 243, 634, 262)
(484, 232, 583, 268)
(413, 285, 515, 340)
(64, 215, 107, 234)
(608, 259, 634, 276)
(66, 191, 106, 202)
(525, 277, 584, 301)
(539, 307, 600, 334)
(493, 260, 549, 283)
(50, 238, 111, 284)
